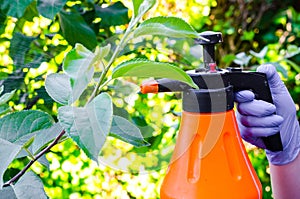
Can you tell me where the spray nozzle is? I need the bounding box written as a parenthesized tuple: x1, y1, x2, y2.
(195, 31, 222, 71)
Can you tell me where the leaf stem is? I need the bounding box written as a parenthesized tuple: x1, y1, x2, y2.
(3, 130, 66, 187)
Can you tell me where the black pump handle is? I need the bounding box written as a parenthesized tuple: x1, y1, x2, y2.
(224, 71, 283, 151)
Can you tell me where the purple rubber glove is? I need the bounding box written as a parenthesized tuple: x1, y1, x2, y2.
(235, 64, 300, 165)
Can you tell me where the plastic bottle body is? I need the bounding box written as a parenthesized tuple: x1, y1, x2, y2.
(160, 110, 262, 199)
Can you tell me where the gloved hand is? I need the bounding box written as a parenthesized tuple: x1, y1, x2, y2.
(235, 64, 300, 165)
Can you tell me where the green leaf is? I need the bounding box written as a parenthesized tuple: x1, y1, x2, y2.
(63, 44, 95, 78)
(58, 93, 113, 162)
(45, 73, 72, 105)
(284, 59, 300, 74)
(250, 46, 268, 59)
(285, 45, 300, 59)
(233, 52, 252, 67)
(132, 0, 143, 17)
(94, 44, 111, 61)
(0, 10, 6, 35)
(31, 123, 64, 154)
(35, 87, 54, 105)
(0, 104, 11, 116)
(0, 138, 22, 188)
(63, 44, 96, 102)
(22, 1, 39, 22)
(134, 16, 198, 38)
(46, 43, 106, 104)
(241, 30, 255, 41)
(111, 79, 139, 96)
(132, 0, 156, 18)
(0, 0, 33, 18)
(24, 54, 48, 69)
(110, 116, 149, 147)
(1, 172, 48, 198)
(95, 2, 129, 27)
(9, 33, 35, 69)
(113, 104, 130, 119)
(0, 71, 8, 80)
(0, 89, 15, 105)
(0, 186, 17, 198)
(0, 110, 54, 143)
(37, 155, 50, 169)
(0, 74, 24, 95)
(37, 0, 67, 19)
(8, 32, 47, 70)
(112, 59, 198, 88)
(13, 171, 48, 198)
(58, 10, 97, 50)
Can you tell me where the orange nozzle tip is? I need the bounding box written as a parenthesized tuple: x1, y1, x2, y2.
(140, 80, 159, 94)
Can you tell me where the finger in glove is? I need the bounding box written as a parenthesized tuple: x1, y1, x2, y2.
(237, 118, 281, 138)
(235, 90, 255, 103)
(237, 114, 283, 128)
(237, 99, 276, 116)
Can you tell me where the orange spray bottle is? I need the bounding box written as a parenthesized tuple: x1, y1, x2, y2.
(140, 31, 282, 199)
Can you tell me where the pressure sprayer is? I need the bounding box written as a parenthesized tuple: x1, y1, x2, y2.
(140, 31, 283, 199)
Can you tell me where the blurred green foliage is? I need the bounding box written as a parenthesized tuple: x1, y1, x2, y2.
(1, 0, 299, 198)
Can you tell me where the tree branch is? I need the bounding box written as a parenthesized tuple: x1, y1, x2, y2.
(3, 130, 66, 187)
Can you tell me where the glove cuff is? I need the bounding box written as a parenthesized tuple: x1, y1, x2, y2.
(266, 121, 300, 165)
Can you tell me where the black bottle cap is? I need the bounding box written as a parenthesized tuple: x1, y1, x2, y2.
(182, 86, 234, 113)
(195, 31, 223, 45)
